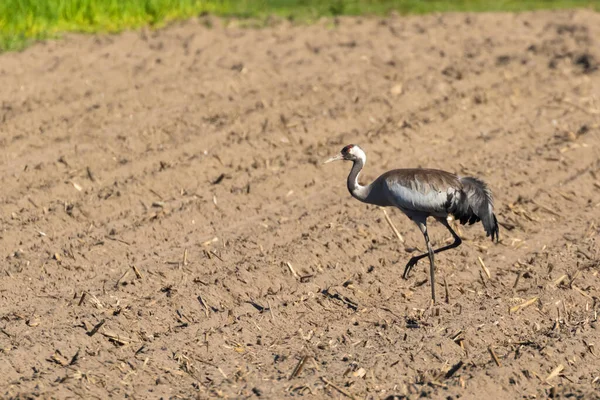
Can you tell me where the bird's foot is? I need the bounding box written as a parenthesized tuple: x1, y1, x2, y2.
(402, 258, 419, 279)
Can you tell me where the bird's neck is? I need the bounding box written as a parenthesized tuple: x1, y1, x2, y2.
(347, 158, 372, 203)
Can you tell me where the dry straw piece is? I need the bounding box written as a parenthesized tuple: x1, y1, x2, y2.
(509, 297, 539, 314)
(478, 257, 491, 279)
(289, 356, 309, 380)
(488, 346, 501, 366)
(320, 377, 356, 400)
(546, 364, 564, 382)
(381, 208, 404, 243)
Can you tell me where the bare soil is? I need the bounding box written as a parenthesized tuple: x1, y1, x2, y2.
(1, 9, 600, 400)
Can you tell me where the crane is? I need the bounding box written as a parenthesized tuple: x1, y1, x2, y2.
(324, 144, 499, 303)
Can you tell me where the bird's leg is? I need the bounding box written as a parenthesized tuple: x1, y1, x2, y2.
(424, 230, 436, 303)
(407, 221, 437, 302)
(402, 218, 463, 279)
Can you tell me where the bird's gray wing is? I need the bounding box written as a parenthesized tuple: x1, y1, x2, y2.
(380, 169, 462, 215)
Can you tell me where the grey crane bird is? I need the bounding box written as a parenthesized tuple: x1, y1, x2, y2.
(325, 144, 499, 303)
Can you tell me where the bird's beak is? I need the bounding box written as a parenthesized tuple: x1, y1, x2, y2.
(323, 153, 343, 164)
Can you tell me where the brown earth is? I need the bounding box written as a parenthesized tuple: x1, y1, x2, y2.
(1, 8, 600, 400)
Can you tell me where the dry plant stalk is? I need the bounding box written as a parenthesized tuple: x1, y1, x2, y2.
(115, 269, 130, 288)
(513, 272, 522, 289)
(320, 377, 356, 400)
(285, 262, 299, 278)
(78, 292, 87, 306)
(87, 319, 105, 337)
(132, 265, 143, 279)
(202, 237, 218, 246)
(267, 300, 276, 321)
(198, 295, 210, 317)
(572, 284, 593, 299)
(488, 346, 501, 366)
(381, 208, 404, 243)
(531, 199, 561, 217)
(478, 257, 491, 279)
(50, 350, 69, 366)
(554, 274, 568, 287)
(289, 356, 309, 379)
(101, 331, 130, 346)
(509, 297, 538, 314)
(444, 278, 450, 304)
(546, 364, 564, 381)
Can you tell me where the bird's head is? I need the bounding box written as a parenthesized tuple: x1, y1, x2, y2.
(324, 144, 365, 164)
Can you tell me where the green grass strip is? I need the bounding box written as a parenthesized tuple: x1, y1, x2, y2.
(0, 0, 598, 52)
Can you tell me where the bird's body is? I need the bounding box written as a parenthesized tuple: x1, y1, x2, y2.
(347, 165, 498, 238)
(325, 144, 499, 302)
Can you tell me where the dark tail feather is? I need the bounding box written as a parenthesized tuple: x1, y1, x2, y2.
(456, 176, 499, 242)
